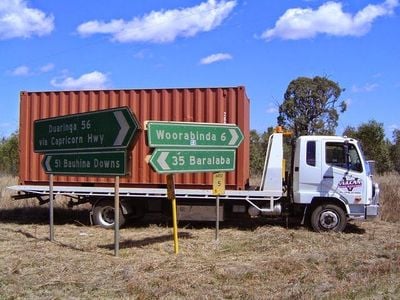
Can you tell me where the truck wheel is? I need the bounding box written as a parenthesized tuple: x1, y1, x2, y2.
(92, 199, 126, 229)
(311, 204, 347, 232)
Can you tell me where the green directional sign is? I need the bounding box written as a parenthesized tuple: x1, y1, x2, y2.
(149, 148, 236, 174)
(147, 121, 244, 148)
(34, 107, 140, 153)
(42, 151, 127, 176)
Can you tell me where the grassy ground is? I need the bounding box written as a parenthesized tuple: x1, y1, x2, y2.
(0, 174, 399, 299)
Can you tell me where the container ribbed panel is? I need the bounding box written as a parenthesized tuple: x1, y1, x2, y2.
(19, 86, 250, 190)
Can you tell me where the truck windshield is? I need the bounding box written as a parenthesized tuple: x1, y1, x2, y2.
(325, 142, 363, 172)
(357, 142, 371, 175)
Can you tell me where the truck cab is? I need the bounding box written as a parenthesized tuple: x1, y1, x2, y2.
(292, 135, 380, 231)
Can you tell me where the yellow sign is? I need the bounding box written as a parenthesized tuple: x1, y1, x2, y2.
(212, 172, 226, 196)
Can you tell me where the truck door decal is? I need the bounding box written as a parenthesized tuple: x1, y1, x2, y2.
(338, 175, 362, 192)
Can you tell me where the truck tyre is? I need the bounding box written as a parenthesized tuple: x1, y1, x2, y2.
(311, 204, 347, 232)
(92, 199, 126, 229)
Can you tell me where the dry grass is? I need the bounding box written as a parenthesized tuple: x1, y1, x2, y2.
(0, 175, 19, 208)
(0, 220, 399, 299)
(0, 174, 400, 299)
(377, 173, 400, 223)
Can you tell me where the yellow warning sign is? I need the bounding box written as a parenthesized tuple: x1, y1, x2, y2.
(212, 172, 226, 196)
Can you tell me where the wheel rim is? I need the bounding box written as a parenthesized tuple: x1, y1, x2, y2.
(319, 210, 339, 229)
(101, 207, 114, 225)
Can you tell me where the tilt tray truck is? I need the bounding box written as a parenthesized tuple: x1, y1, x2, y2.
(9, 86, 379, 232)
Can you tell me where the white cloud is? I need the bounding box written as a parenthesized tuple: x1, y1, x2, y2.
(11, 65, 30, 76)
(40, 63, 55, 73)
(0, 0, 54, 40)
(9, 63, 54, 76)
(351, 83, 379, 93)
(77, 0, 236, 43)
(50, 71, 109, 90)
(261, 0, 399, 41)
(200, 52, 232, 64)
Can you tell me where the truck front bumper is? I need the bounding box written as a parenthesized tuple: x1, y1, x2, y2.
(365, 204, 379, 219)
(366, 182, 380, 219)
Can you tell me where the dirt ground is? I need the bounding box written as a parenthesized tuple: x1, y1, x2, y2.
(1, 174, 399, 299)
(0, 212, 399, 299)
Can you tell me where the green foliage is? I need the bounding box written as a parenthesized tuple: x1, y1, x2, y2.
(249, 129, 271, 176)
(0, 132, 19, 176)
(343, 121, 393, 174)
(249, 127, 292, 176)
(278, 76, 346, 137)
(390, 129, 400, 174)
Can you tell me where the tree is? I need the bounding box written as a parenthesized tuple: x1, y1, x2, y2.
(343, 121, 392, 174)
(342, 126, 357, 138)
(0, 131, 19, 176)
(390, 129, 400, 174)
(249, 130, 264, 176)
(278, 76, 346, 137)
(249, 127, 275, 176)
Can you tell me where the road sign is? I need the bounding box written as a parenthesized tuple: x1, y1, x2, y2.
(147, 121, 244, 148)
(149, 148, 236, 173)
(212, 172, 226, 196)
(42, 151, 127, 176)
(34, 107, 140, 153)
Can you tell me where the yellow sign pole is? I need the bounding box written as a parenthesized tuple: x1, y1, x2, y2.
(167, 174, 179, 254)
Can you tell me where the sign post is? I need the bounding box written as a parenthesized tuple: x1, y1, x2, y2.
(49, 174, 54, 242)
(34, 107, 140, 256)
(149, 148, 236, 174)
(147, 121, 244, 253)
(147, 121, 243, 148)
(42, 151, 128, 176)
(114, 176, 120, 257)
(34, 107, 140, 153)
(212, 172, 226, 241)
(167, 174, 179, 254)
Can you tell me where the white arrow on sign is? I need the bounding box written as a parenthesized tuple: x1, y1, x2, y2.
(45, 155, 52, 172)
(157, 151, 170, 170)
(228, 128, 239, 146)
(113, 111, 129, 146)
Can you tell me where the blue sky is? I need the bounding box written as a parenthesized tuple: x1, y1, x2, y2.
(0, 0, 399, 139)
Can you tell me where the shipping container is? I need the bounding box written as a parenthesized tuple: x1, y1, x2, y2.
(19, 86, 250, 189)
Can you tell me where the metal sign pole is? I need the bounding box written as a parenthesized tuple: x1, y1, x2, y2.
(114, 175, 120, 257)
(212, 172, 225, 242)
(49, 173, 54, 242)
(215, 195, 220, 241)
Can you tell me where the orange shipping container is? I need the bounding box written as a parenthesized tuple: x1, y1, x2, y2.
(19, 86, 250, 190)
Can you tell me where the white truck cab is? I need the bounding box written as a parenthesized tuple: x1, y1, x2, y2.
(292, 135, 380, 231)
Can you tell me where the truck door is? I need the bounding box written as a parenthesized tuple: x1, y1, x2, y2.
(320, 141, 366, 216)
(293, 138, 322, 204)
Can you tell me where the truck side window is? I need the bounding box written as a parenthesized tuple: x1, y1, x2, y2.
(306, 141, 316, 166)
(326, 142, 363, 172)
